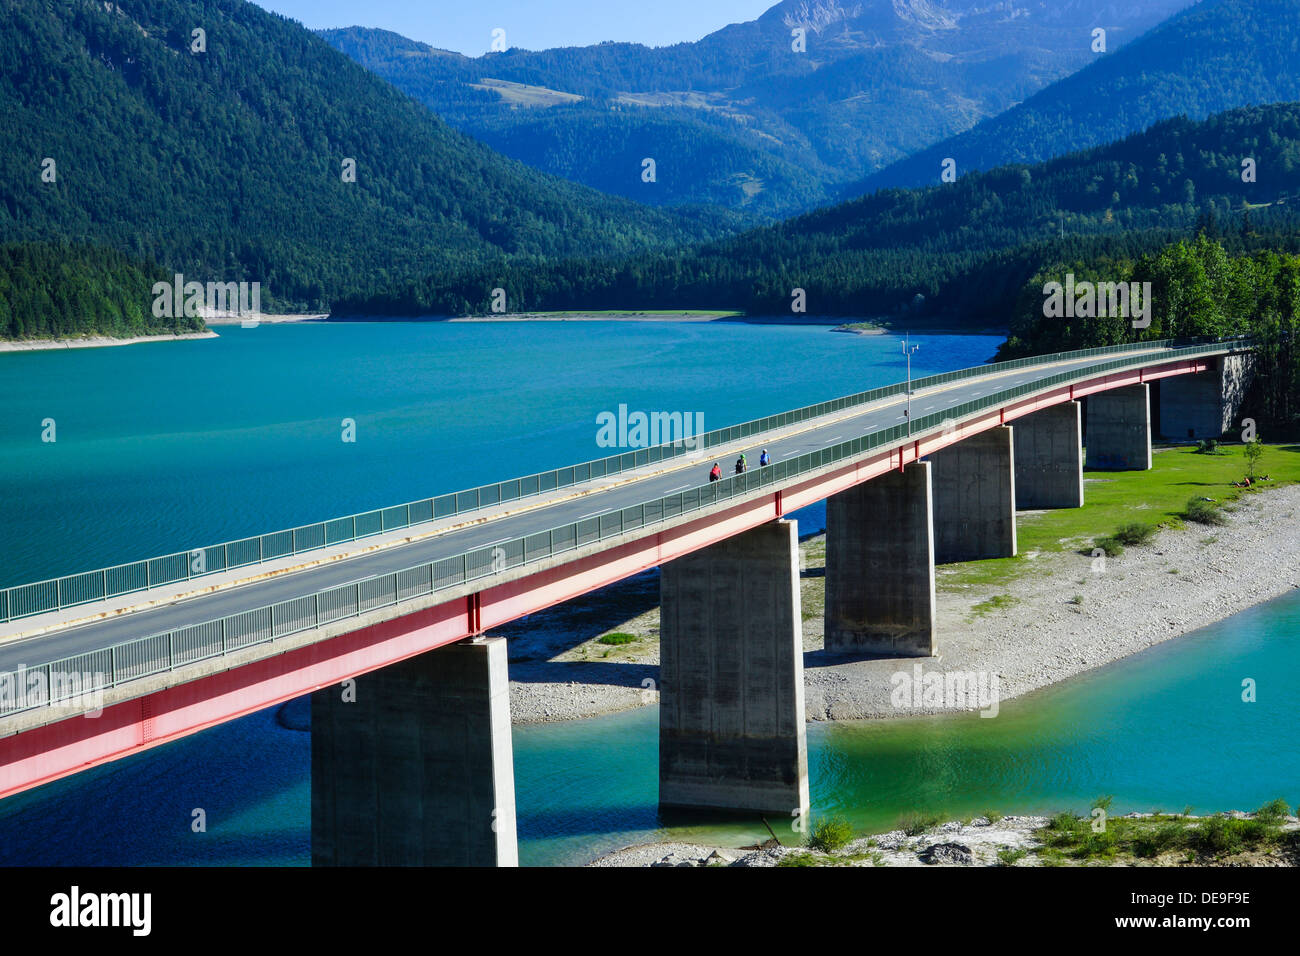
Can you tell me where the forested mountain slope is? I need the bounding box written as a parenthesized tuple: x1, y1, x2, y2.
(0, 0, 737, 313)
(848, 0, 1300, 196)
(334, 103, 1300, 323)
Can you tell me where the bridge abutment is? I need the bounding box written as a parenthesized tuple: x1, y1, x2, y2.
(1013, 402, 1084, 509)
(310, 636, 518, 867)
(824, 462, 936, 657)
(930, 426, 1017, 562)
(1158, 355, 1255, 440)
(659, 519, 809, 818)
(1086, 384, 1152, 471)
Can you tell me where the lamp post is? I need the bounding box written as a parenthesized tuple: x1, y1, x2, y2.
(903, 336, 920, 436)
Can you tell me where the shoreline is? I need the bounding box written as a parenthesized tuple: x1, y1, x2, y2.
(0, 331, 217, 353)
(200, 312, 327, 325)
(502, 474, 1300, 725)
(446, 310, 741, 323)
(591, 811, 1300, 867)
(328, 311, 1007, 335)
(1, 311, 329, 349)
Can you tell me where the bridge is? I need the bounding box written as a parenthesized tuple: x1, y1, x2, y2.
(0, 337, 1255, 865)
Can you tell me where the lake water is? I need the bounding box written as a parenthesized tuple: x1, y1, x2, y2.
(1, 321, 1293, 867)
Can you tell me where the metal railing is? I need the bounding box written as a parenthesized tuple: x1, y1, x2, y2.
(0, 335, 1243, 625)
(0, 337, 1251, 717)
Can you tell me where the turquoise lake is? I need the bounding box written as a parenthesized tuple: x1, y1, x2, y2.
(0, 321, 1295, 866)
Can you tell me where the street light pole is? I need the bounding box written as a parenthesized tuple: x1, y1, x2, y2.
(903, 336, 920, 437)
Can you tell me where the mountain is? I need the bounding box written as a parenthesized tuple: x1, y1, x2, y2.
(320, 0, 1194, 218)
(334, 102, 1300, 324)
(0, 0, 738, 314)
(848, 0, 1300, 196)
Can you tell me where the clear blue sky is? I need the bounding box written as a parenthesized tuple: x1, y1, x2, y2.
(252, 1, 776, 55)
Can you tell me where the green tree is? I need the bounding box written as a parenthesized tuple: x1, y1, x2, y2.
(1244, 438, 1265, 481)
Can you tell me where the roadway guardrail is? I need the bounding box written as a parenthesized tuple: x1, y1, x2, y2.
(0, 337, 1252, 716)
(0, 336, 1241, 625)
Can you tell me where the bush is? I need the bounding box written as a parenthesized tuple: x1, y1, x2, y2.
(808, 816, 854, 853)
(1114, 523, 1156, 546)
(1075, 827, 1120, 858)
(1235, 818, 1275, 845)
(1183, 497, 1227, 526)
(1255, 798, 1291, 825)
(1195, 439, 1222, 454)
(898, 811, 945, 836)
(1191, 816, 1245, 856)
(597, 632, 636, 645)
(1044, 811, 1086, 837)
(1094, 536, 1124, 557)
(1040, 811, 1091, 855)
(1133, 823, 1186, 858)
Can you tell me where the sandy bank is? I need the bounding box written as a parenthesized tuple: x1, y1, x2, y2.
(445, 311, 741, 323)
(200, 312, 327, 325)
(436, 312, 877, 326)
(0, 331, 217, 353)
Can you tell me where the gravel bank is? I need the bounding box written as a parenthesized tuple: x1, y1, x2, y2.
(804, 479, 1300, 720)
(505, 480, 1300, 724)
(591, 816, 1051, 867)
(200, 312, 326, 325)
(0, 331, 217, 352)
(591, 812, 1300, 867)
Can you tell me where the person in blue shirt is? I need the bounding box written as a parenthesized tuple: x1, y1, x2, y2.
(759, 449, 771, 467)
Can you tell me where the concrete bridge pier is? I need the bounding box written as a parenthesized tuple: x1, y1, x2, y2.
(1159, 355, 1256, 440)
(1013, 402, 1084, 509)
(930, 426, 1018, 562)
(659, 519, 809, 819)
(824, 461, 936, 658)
(1086, 384, 1152, 471)
(311, 636, 518, 867)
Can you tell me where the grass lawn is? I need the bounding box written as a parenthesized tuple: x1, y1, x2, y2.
(943, 443, 1300, 589)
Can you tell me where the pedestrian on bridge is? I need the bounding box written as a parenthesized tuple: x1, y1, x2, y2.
(709, 463, 722, 482)
(759, 449, 770, 467)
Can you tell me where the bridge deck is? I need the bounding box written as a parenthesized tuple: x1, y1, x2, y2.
(0, 343, 1238, 711)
